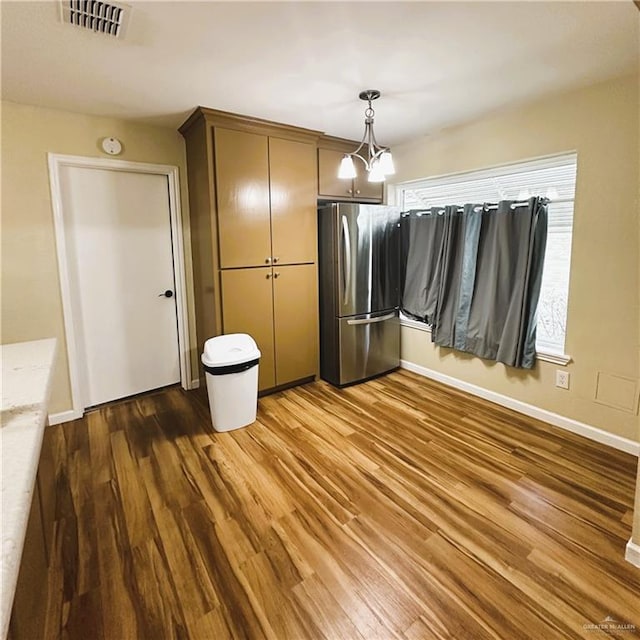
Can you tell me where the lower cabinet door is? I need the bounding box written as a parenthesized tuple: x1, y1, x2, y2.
(38, 424, 55, 565)
(10, 483, 48, 639)
(220, 267, 276, 390)
(273, 264, 318, 385)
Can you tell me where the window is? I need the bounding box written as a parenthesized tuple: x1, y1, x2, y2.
(397, 153, 577, 357)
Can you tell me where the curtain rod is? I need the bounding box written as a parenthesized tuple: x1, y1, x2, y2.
(482, 202, 529, 211)
(404, 196, 561, 217)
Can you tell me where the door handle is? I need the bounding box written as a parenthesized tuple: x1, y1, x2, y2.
(341, 215, 351, 306)
(158, 290, 174, 298)
(347, 312, 396, 326)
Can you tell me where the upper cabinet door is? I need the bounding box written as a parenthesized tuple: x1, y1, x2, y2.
(269, 138, 317, 265)
(318, 148, 355, 199)
(317, 147, 383, 202)
(215, 128, 271, 268)
(353, 166, 384, 201)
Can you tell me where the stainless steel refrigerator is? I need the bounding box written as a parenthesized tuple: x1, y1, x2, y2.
(318, 202, 401, 387)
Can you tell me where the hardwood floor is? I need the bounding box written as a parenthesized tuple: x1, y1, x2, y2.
(40, 370, 639, 639)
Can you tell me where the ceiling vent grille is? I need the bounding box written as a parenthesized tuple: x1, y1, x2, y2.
(60, 1, 130, 38)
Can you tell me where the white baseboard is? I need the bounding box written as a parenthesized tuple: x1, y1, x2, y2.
(48, 409, 82, 425)
(48, 377, 201, 425)
(626, 539, 640, 568)
(400, 360, 640, 456)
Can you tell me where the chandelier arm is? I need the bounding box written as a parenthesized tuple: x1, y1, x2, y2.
(367, 117, 390, 165)
(364, 129, 372, 163)
(369, 124, 387, 153)
(349, 126, 376, 170)
(350, 134, 369, 158)
(348, 153, 369, 169)
(349, 150, 389, 171)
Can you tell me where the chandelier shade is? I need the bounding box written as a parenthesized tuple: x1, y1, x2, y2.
(338, 155, 357, 179)
(339, 90, 395, 183)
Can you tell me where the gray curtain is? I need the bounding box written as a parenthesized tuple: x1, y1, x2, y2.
(432, 203, 478, 349)
(400, 208, 449, 323)
(402, 197, 548, 369)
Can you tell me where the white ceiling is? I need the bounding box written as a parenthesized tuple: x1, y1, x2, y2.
(1, 1, 638, 144)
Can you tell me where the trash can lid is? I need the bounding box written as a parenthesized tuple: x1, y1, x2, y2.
(201, 333, 261, 367)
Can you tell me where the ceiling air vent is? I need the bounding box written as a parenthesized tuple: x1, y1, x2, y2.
(60, 1, 130, 38)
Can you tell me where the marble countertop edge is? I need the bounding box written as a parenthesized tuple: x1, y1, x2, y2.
(0, 338, 57, 640)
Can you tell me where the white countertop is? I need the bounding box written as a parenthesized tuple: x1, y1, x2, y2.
(0, 338, 57, 640)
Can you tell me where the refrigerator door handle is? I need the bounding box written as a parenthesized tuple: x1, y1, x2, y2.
(341, 215, 352, 307)
(347, 311, 396, 326)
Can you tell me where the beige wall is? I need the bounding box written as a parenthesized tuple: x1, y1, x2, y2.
(1, 101, 197, 415)
(393, 74, 639, 443)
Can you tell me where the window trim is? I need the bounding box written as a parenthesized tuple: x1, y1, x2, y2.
(394, 151, 578, 192)
(393, 152, 577, 366)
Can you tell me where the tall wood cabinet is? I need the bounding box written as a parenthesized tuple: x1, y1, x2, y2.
(180, 108, 321, 392)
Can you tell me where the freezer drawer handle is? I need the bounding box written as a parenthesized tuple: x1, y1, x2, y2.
(341, 215, 352, 306)
(347, 312, 396, 326)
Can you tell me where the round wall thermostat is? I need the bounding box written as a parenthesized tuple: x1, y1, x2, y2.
(101, 137, 122, 155)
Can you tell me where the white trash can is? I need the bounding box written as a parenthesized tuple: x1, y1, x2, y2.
(201, 333, 261, 432)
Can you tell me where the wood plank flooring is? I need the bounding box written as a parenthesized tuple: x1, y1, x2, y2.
(41, 370, 639, 639)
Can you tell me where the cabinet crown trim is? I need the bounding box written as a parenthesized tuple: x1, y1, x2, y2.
(317, 134, 364, 152)
(179, 106, 323, 142)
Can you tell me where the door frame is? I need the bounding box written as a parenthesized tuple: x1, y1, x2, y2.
(48, 153, 193, 420)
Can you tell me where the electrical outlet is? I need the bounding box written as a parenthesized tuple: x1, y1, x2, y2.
(556, 370, 570, 390)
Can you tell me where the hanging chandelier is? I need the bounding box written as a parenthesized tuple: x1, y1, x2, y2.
(338, 89, 395, 183)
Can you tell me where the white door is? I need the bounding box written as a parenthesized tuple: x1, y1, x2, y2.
(59, 166, 180, 407)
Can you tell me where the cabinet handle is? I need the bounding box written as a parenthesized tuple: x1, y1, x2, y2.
(347, 189, 353, 195)
(273, 272, 280, 278)
(265, 257, 272, 264)
(266, 273, 272, 279)
(355, 189, 361, 195)
(273, 256, 280, 263)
